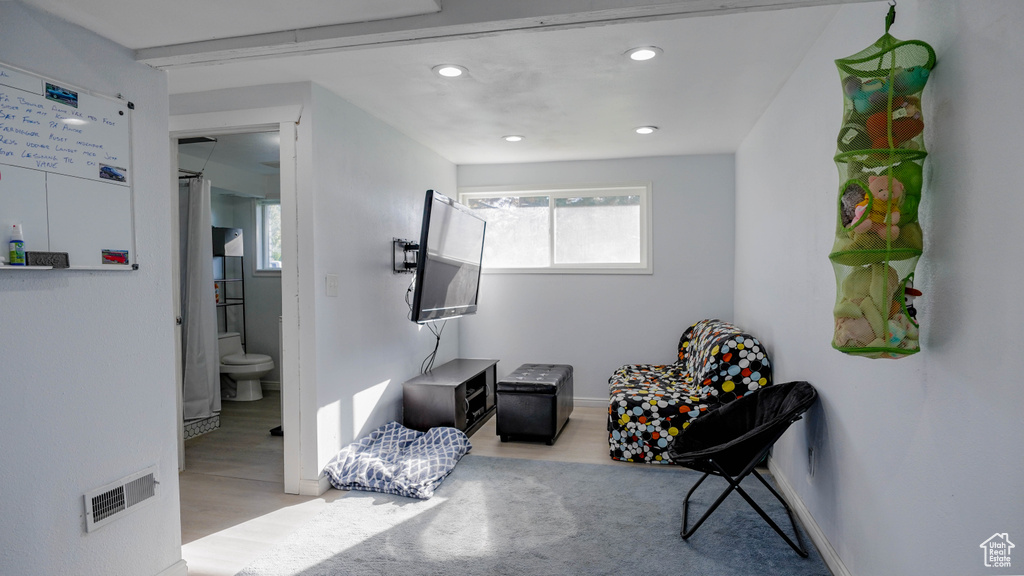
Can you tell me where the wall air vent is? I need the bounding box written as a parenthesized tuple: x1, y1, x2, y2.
(84, 465, 159, 533)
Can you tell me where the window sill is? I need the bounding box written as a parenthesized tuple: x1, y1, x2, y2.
(254, 269, 282, 277)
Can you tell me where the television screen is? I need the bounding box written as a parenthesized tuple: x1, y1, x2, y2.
(411, 190, 486, 323)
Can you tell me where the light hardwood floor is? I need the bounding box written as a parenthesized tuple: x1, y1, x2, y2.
(179, 393, 621, 576)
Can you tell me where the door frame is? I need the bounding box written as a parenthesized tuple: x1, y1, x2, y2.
(170, 105, 303, 494)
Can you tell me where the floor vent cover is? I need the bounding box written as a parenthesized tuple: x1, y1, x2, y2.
(84, 465, 159, 532)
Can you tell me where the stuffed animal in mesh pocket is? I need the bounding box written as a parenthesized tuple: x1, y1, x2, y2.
(828, 8, 935, 359)
(852, 175, 903, 239)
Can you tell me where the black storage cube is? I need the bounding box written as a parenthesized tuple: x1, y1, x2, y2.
(496, 364, 573, 445)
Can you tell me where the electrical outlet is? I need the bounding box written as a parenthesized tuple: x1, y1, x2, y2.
(325, 273, 339, 297)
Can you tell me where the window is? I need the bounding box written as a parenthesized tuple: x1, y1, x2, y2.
(255, 200, 282, 272)
(458, 183, 652, 273)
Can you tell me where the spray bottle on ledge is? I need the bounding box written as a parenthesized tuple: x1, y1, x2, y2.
(9, 224, 25, 266)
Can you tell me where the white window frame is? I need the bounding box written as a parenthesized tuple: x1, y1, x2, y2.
(458, 182, 653, 274)
(254, 199, 282, 275)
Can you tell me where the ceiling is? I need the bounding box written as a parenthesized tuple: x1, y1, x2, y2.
(21, 0, 877, 165)
(20, 0, 442, 50)
(179, 132, 281, 176)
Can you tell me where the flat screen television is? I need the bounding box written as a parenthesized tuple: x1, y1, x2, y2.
(411, 190, 487, 323)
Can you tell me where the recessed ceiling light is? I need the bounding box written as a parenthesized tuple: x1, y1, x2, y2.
(433, 64, 467, 78)
(626, 47, 662, 61)
(635, 126, 658, 135)
(503, 135, 524, 142)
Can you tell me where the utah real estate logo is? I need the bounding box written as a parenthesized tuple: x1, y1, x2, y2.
(980, 533, 1014, 569)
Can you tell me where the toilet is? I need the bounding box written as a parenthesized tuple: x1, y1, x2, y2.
(218, 332, 274, 401)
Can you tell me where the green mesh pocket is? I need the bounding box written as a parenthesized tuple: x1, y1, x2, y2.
(829, 13, 934, 359)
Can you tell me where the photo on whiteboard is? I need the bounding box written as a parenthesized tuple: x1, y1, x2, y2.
(99, 164, 126, 183)
(44, 82, 78, 108)
(102, 249, 129, 265)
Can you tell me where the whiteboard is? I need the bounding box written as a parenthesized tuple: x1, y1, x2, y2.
(0, 61, 135, 269)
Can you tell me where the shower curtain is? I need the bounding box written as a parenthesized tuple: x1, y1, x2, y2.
(179, 177, 221, 420)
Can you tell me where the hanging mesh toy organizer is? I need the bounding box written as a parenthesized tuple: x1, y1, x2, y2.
(830, 10, 935, 359)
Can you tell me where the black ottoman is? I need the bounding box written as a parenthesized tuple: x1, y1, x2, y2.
(496, 364, 573, 445)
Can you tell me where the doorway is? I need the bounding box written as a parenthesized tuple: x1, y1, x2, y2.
(170, 106, 302, 494)
(177, 131, 284, 483)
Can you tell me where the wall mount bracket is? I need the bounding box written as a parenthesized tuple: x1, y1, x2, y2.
(393, 238, 418, 274)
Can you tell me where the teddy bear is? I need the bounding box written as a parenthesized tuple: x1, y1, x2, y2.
(853, 175, 903, 239)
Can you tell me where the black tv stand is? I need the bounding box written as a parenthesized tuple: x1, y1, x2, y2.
(402, 358, 497, 436)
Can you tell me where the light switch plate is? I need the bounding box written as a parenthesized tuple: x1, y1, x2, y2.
(325, 273, 339, 297)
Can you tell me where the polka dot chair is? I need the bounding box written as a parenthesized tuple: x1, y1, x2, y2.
(608, 319, 773, 464)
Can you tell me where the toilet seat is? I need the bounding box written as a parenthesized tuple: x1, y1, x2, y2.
(221, 352, 273, 366)
(217, 332, 273, 402)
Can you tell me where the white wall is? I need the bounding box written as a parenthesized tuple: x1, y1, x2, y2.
(735, 2, 1024, 575)
(309, 83, 459, 471)
(0, 3, 182, 576)
(458, 155, 735, 401)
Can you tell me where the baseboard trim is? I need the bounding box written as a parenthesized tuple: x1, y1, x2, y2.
(261, 380, 280, 391)
(768, 457, 851, 576)
(154, 559, 188, 576)
(299, 475, 331, 496)
(574, 396, 609, 408)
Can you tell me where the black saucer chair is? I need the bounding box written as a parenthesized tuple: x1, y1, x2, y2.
(667, 381, 818, 557)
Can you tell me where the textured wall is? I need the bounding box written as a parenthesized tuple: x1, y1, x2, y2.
(309, 84, 459, 469)
(0, 3, 181, 575)
(735, 1, 1024, 574)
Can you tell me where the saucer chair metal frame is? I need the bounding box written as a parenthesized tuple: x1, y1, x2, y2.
(668, 381, 818, 557)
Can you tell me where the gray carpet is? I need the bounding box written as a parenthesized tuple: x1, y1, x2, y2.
(239, 455, 829, 576)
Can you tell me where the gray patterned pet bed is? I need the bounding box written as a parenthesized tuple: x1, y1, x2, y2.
(323, 421, 471, 499)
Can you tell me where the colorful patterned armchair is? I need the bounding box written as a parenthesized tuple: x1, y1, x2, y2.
(608, 319, 773, 464)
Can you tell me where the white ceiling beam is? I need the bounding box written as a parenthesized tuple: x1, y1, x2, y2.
(137, 0, 875, 68)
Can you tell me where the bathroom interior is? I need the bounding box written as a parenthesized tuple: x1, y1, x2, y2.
(177, 131, 283, 454)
